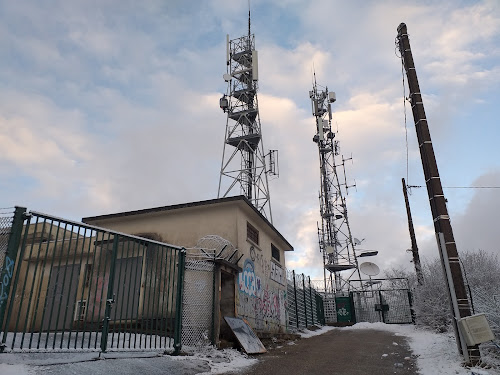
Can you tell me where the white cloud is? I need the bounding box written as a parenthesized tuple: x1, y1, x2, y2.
(1, 0, 499, 283)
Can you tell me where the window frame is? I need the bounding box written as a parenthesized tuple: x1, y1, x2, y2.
(271, 243, 280, 262)
(246, 222, 259, 245)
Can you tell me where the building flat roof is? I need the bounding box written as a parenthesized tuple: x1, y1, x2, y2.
(82, 195, 293, 251)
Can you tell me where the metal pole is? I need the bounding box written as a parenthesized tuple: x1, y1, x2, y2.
(173, 249, 186, 355)
(308, 277, 314, 324)
(402, 178, 424, 285)
(101, 235, 119, 353)
(0, 207, 26, 351)
(292, 270, 299, 329)
(302, 274, 308, 327)
(396, 22, 479, 364)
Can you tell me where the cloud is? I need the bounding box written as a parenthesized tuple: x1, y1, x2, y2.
(1, 0, 499, 284)
(451, 170, 500, 253)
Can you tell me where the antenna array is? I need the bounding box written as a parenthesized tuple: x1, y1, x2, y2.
(218, 11, 275, 222)
(309, 78, 361, 293)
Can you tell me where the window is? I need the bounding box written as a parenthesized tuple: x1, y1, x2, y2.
(247, 222, 259, 245)
(271, 244, 280, 262)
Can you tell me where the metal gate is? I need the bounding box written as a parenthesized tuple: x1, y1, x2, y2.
(351, 289, 413, 324)
(0, 207, 186, 353)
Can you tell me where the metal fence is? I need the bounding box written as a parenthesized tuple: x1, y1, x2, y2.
(286, 270, 324, 329)
(0, 208, 15, 278)
(0, 207, 186, 354)
(181, 259, 215, 347)
(352, 289, 413, 324)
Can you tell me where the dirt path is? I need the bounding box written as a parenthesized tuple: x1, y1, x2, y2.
(233, 328, 419, 375)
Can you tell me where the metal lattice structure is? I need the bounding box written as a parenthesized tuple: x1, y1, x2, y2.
(309, 78, 361, 293)
(218, 12, 275, 222)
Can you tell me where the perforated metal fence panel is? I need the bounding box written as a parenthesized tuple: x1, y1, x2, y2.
(352, 291, 382, 323)
(352, 289, 413, 324)
(323, 294, 337, 324)
(181, 259, 214, 347)
(381, 290, 413, 324)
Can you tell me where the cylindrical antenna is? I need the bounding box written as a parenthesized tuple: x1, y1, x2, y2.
(248, 0, 251, 38)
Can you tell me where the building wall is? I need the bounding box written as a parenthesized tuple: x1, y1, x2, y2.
(86, 203, 239, 249)
(233, 204, 288, 333)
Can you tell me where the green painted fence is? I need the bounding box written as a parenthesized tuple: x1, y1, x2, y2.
(0, 207, 185, 354)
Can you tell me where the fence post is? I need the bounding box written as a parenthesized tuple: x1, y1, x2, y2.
(308, 277, 314, 325)
(292, 270, 299, 329)
(100, 235, 120, 353)
(379, 290, 385, 323)
(0, 207, 27, 350)
(408, 290, 416, 324)
(302, 274, 308, 327)
(349, 291, 357, 323)
(173, 249, 186, 355)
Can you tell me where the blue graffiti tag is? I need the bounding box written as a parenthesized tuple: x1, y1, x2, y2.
(0, 256, 15, 308)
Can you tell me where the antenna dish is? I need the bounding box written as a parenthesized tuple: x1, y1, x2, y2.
(223, 73, 232, 81)
(359, 262, 380, 276)
(353, 238, 364, 245)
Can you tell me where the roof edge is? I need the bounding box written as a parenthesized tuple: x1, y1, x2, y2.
(82, 195, 293, 251)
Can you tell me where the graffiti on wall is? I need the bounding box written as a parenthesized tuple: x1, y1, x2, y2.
(237, 258, 286, 331)
(249, 246, 271, 279)
(239, 259, 261, 297)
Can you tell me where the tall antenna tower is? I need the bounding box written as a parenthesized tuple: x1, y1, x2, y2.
(309, 77, 360, 293)
(218, 8, 277, 222)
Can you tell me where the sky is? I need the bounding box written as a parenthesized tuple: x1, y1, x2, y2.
(1, 0, 499, 281)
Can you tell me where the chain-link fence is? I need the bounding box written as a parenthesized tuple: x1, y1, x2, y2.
(0, 208, 15, 275)
(181, 259, 214, 347)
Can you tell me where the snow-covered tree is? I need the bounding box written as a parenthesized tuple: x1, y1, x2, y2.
(385, 249, 500, 335)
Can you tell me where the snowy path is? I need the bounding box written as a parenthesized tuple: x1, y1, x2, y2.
(0, 323, 498, 374)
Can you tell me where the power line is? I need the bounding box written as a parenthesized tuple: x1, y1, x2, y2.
(408, 185, 500, 189)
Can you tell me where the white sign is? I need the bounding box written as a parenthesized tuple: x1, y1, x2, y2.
(270, 261, 284, 285)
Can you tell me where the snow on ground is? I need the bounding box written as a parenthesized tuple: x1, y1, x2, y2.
(173, 345, 257, 374)
(296, 325, 335, 338)
(1, 324, 497, 374)
(0, 363, 32, 375)
(0, 347, 257, 375)
(335, 322, 498, 375)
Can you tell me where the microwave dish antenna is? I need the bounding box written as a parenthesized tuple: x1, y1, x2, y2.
(359, 262, 380, 277)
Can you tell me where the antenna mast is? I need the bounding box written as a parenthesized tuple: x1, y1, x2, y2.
(218, 7, 276, 222)
(309, 77, 361, 293)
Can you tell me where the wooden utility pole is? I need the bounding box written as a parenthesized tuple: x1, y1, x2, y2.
(402, 178, 424, 285)
(396, 23, 479, 364)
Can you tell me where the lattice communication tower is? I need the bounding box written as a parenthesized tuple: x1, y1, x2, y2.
(309, 78, 361, 293)
(218, 11, 277, 223)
